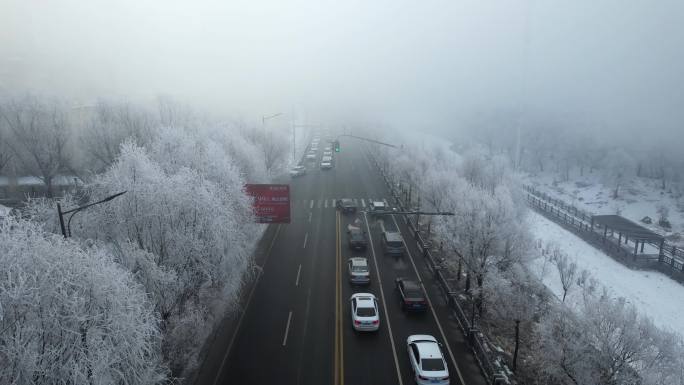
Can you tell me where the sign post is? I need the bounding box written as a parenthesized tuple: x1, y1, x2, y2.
(245, 184, 291, 223)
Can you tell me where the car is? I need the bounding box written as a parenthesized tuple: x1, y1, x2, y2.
(347, 257, 370, 284)
(369, 201, 387, 215)
(324, 146, 332, 151)
(347, 225, 368, 250)
(395, 278, 428, 312)
(320, 161, 333, 169)
(321, 155, 333, 162)
(407, 335, 449, 385)
(381, 231, 404, 257)
(336, 198, 357, 213)
(306, 152, 317, 160)
(289, 165, 306, 177)
(323, 151, 333, 157)
(350, 293, 379, 332)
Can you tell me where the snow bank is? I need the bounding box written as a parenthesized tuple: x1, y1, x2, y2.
(528, 211, 684, 333)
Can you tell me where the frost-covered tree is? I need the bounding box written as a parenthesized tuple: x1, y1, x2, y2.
(0, 97, 72, 197)
(0, 217, 168, 384)
(79, 101, 155, 172)
(551, 248, 577, 303)
(602, 148, 636, 199)
(78, 139, 256, 373)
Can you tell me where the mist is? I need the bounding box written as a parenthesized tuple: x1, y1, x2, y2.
(1, 0, 683, 141)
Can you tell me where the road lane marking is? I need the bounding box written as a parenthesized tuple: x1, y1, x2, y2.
(213, 224, 282, 385)
(303, 232, 308, 249)
(310, 200, 314, 209)
(325, 199, 328, 208)
(389, 215, 466, 385)
(337, 211, 344, 385)
(295, 264, 302, 286)
(334, 212, 340, 385)
(308, 212, 312, 222)
(362, 212, 403, 385)
(282, 311, 293, 346)
(361, 198, 366, 207)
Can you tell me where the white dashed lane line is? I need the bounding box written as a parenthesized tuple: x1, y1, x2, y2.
(282, 311, 293, 347)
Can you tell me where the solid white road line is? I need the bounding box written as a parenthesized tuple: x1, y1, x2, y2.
(361, 199, 366, 207)
(324, 199, 328, 208)
(295, 264, 302, 286)
(362, 212, 404, 385)
(389, 215, 466, 385)
(282, 311, 293, 346)
(213, 224, 282, 385)
(310, 200, 314, 209)
(303, 233, 308, 249)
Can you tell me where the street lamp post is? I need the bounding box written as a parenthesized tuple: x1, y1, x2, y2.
(57, 191, 127, 238)
(262, 112, 283, 135)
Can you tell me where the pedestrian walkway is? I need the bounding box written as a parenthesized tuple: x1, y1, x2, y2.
(291, 198, 390, 210)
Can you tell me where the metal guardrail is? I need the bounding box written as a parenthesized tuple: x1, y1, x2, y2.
(370, 152, 512, 385)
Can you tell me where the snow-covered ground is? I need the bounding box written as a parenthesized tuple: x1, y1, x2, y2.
(528, 211, 684, 334)
(523, 172, 684, 246)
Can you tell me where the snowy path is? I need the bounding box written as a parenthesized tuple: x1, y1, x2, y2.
(528, 211, 684, 333)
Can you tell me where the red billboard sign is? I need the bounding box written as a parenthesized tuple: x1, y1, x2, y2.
(244, 184, 291, 223)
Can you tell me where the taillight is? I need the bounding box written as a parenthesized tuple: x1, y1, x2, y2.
(441, 376, 449, 380)
(372, 320, 379, 325)
(354, 320, 361, 325)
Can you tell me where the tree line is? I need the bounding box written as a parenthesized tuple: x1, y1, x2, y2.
(0, 95, 292, 383)
(375, 137, 684, 385)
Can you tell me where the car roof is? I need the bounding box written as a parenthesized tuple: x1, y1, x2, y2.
(384, 231, 402, 241)
(416, 341, 442, 359)
(349, 257, 368, 266)
(408, 335, 442, 358)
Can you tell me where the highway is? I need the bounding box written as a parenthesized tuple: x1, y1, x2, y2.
(197, 138, 487, 385)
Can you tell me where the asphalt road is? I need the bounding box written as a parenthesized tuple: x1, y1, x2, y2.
(198, 138, 487, 385)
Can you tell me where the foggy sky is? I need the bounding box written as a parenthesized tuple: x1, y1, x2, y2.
(1, 0, 683, 141)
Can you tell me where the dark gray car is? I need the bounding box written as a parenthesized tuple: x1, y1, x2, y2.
(381, 231, 404, 257)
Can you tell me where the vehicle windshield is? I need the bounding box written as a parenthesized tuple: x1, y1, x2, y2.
(421, 358, 445, 371)
(387, 241, 403, 248)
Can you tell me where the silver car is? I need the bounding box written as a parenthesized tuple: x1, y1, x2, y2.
(348, 257, 370, 284)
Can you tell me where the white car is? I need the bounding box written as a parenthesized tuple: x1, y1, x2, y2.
(323, 151, 333, 157)
(407, 335, 449, 385)
(369, 201, 386, 214)
(306, 153, 317, 160)
(348, 257, 370, 284)
(350, 293, 379, 332)
(289, 165, 306, 177)
(320, 161, 333, 169)
(321, 155, 333, 162)
(324, 146, 332, 151)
